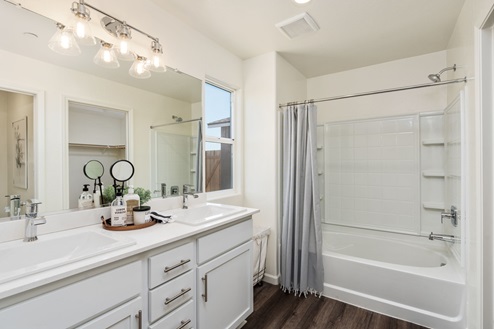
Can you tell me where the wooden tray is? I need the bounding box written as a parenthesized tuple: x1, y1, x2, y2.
(101, 216, 157, 231)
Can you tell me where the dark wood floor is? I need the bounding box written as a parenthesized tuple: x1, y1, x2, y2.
(243, 283, 428, 329)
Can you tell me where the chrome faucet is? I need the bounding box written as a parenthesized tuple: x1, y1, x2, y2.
(428, 232, 460, 243)
(441, 205, 458, 227)
(5, 195, 23, 221)
(182, 184, 198, 209)
(24, 199, 46, 242)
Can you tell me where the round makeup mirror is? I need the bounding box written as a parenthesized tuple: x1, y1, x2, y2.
(110, 160, 135, 182)
(83, 160, 104, 180)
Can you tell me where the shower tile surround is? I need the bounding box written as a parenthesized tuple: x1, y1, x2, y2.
(324, 116, 421, 234)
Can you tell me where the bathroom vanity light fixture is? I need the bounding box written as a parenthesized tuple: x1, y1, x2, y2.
(48, 0, 166, 79)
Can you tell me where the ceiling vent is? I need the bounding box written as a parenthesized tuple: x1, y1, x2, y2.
(276, 12, 319, 39)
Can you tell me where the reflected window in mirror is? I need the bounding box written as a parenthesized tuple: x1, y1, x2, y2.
(204, 82, 234, 192)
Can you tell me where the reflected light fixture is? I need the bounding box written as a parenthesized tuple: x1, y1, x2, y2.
(129, 56, 151, 79)
(114, 22, 134, 61)
(70, 0, 96, 46)
(147, 40, 166, 72)
(48, 23, 81, 56)
(93, 41, 119, 68)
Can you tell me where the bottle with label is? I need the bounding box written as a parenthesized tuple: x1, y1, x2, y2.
(123, 185, 140, 225)
(78, 184, 94, 210)
(111, 187, 127, 226)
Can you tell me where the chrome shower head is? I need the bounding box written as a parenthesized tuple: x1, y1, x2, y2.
(428, 74, 441, 83)
(428, 64, 456, 83)
(172, 115, 183, 122)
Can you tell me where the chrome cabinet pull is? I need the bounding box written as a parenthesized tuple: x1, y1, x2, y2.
(176, 319, 191, 329)
(164, 259, 191, 273)
(201, 274, 208, 302)
(135, 310, 142, 329)
(165, 287, 192, 305)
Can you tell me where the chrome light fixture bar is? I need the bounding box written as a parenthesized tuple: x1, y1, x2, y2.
(49, 0, 166, 78)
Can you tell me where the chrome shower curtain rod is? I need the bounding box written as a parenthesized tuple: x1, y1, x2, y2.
(150, 117, 202, 129)
(278, 77, 468, 108)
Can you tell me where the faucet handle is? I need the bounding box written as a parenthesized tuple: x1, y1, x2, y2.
(25, 199, 42, 217)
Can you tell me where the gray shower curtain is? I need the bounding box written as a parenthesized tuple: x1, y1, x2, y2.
(280, 102, 324, 296)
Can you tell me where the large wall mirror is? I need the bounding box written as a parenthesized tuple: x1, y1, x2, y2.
(0, 1, 202, 218)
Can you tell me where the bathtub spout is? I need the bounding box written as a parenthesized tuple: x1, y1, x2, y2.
(428, 232, 460, 243)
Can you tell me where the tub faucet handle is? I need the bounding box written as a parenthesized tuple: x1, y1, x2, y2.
(441, 205, 458, 227)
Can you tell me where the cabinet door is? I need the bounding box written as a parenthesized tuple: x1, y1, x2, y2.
(76, 297, 142, 329)
(197, 241, 252, 329)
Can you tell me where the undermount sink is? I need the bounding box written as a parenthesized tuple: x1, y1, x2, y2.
(172, 203, 247, 226)
(0, 230, 135, 284)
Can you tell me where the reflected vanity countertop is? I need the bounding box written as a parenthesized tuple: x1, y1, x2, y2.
(0, 202, 259, 301)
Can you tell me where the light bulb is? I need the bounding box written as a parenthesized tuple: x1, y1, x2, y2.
(60, 30, 72, 49)
(129, 56, 151, 79)
(119, 39, 129, 55)
(147, 40, 166, 73)
(48, 23, 81, 56)
(103, 49, 112, 62)
(70, 1, 95, 46)
(93, 41, 119, 68)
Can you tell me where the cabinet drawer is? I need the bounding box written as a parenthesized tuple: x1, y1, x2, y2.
(197, 218, 252, 264)
(0, 261, 141, 329)
(149, 242, 195, 289)
(149, 270, 194, 323)
(149, 299, 195, 329)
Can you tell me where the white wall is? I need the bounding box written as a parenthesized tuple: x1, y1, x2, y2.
(242, 53, 307, 284)
(243, 52, 278, 282)
(308, 51, 448, 124)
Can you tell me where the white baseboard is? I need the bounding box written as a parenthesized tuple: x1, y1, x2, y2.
(260, 273, 279, 286)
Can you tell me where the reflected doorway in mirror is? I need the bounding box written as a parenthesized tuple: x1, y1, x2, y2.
(12, 117, 27, 189)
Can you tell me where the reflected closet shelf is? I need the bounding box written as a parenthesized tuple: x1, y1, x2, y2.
(69, 143, 126, 149)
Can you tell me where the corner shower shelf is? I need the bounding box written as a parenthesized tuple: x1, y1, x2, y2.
(422, 171, 445, 178)
(422, 139, 445, 146)
(422, 202, 445, 210)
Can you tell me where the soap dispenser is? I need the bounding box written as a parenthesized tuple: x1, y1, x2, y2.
(111, 187, 127, 226)
(123, 185, 140, 225)
(78, 184, 94, 210)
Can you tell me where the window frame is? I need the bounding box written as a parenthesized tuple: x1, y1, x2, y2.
(203, 80, 238, 198)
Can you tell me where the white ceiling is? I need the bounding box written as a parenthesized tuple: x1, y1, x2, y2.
(150, 0, 466, 78)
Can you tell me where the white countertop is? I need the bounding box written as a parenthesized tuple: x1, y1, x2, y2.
(0, 204, 259, 301)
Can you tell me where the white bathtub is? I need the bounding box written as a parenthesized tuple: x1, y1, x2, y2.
(322, 228, 465, 329)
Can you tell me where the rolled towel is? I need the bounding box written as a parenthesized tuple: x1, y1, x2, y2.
(150, 211, 175, 224)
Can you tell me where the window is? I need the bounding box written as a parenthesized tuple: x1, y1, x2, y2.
(204, 82, 234, 193)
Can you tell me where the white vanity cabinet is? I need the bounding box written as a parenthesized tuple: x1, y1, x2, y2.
(0, 261, 142, 329)
(196, 219, 253, 329)
(148, 241, 196, 328)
